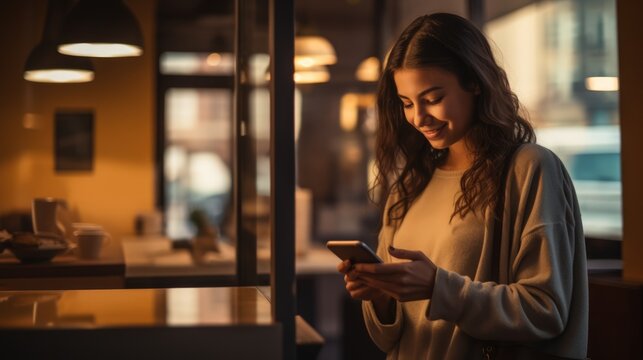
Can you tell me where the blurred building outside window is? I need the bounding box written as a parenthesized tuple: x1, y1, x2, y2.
(161, 52, 234, 241)
(485, 0, 621, 240)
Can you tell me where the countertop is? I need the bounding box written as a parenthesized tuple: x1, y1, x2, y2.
(0, 242, 125, 290)
(0, 236, 342, 290)
(122, 236, 341, 278)
(0, 286, 282, 359)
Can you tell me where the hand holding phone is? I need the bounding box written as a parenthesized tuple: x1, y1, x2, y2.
(326, 240, 382, 264)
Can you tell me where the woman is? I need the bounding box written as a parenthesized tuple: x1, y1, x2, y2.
(337, 13, 588, 360)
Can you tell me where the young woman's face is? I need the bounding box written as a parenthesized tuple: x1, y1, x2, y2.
(394, 67, 477, 150)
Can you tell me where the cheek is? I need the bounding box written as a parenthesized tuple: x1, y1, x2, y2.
(403, 109, 413, 123)
(442, 102, 472, 128)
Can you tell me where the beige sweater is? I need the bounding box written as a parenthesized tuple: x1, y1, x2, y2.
(363, 144, 588, 359)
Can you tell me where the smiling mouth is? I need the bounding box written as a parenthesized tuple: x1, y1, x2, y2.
(420, 123, 447, 138)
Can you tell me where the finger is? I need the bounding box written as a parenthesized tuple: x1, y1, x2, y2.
(346, 269, 361, 281)
(388, 245, 427, 261)
(359, 276, 406, 296)
(346, 280, 369, 292)
(354, 272, 402, 283)
(337, 259, 352, 273)
(344, 274, 358, 283)
(354, 262, 409, 274)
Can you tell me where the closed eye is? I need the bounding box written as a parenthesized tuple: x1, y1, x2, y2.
(426, 96, 443, 105)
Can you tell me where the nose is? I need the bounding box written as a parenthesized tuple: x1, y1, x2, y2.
(413, 106, 432, 128)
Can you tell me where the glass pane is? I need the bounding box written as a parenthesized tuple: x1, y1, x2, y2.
(160, 52, 234, 75)
(485, 0, 622, 240)
(237, 0, 271, 278)
(164, 88, 234, 249)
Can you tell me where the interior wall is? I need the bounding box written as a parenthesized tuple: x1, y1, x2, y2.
(0, 0, 156, 239)
(618, 0, 643, 281)
(396, 0, 467, 35)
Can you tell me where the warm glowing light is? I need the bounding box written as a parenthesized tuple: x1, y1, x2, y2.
(59, 43, 143, 58)
(160, 52, 234, 75)
(298, 58, 315, 68)
(340, 94, 359, 131)
(23, 113, 42, 129)
(24, 69, 94, 83)
(295, 36, 337, 67)
(355, 56, 381, 82)
(585, 77, 619, 91)
(206, 52, 222, 66)
(339, 93, 376, 131)
(294, 65, 330, 84)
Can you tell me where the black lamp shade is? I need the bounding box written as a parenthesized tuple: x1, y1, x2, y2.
(57, 0, 144, 58)
(23, 0, 95, 83)
(24, 41, 95, 83)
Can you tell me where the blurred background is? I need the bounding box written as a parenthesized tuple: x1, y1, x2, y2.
(0, 0, 621, 358)
(158, 0, 620, 248)
(156, 1, 620, 357)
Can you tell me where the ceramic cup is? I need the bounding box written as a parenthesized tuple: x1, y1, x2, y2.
(73, 224, 110, 260)
(32, 198, 64, 237)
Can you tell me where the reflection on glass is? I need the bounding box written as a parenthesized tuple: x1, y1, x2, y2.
(160, 52, 234, 75)
(235, 0, 272, 277)
(0, 288, 272, 328)
(485, 0, 621, 240)
(164, 88, 233, 241)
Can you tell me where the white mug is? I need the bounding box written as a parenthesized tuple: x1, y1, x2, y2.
(73, 226, 110, 260)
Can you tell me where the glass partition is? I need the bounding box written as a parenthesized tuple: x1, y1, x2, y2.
(235, 0, 271, 283)
(155, 0, 238, 282)
(155, 2, 294, 296)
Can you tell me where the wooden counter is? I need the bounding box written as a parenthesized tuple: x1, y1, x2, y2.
(0, 286, 282, 359)
(123, 236, 340, 278)
(0, 245, 125, 290)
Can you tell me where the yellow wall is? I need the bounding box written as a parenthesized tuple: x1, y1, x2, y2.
(0, 0, 156, 239)
(618, 0, 643, 281)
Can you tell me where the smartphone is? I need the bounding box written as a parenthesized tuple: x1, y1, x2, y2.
(326, 240, 383, 264)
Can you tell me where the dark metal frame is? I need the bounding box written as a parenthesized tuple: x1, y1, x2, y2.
(468, 0, 485, 28)
(233, 0, 258, 286)
(269, 0, 296, 358)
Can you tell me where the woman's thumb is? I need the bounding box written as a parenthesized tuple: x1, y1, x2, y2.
(388, 245, 424, 261)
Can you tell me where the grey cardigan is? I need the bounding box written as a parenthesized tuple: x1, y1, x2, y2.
(363, 144, 588, 359)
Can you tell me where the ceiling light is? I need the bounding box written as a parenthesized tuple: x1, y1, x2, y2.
(24, 0, 94, 83)
(57, 0, 144, 58)
(24, 43, 94, 83)
(355, 56, 381, 82)
(294, 64, 330, 84)
(585, 77, 619, 91)
(295, 36, 337, 67)
(207, 53, 222, 66)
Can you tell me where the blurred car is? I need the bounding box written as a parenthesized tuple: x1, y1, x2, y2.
(536, 125, 622, 240)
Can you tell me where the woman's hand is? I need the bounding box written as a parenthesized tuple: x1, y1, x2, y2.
(338, 259, 397, 323)
(353, 246, 438, 302)
(337, 259, 389, 301)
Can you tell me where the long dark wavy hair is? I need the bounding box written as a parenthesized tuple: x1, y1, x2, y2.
(372, 13, 535, 227)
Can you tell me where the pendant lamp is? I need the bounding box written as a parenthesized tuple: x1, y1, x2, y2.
(355, 56, 380, 82)
(585, 77, 619, 91)
(295, 35, 337, 67)
(57, 0, 144, 58)
(294, 64, 330, 84)
(24, 0, 94, 83)
(355, 0, 383, 82)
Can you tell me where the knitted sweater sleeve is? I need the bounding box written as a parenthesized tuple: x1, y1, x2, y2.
(428, 145, 581, 342)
